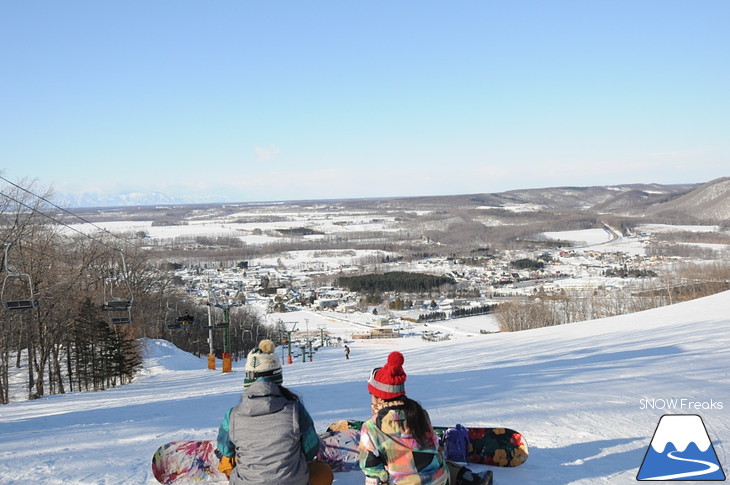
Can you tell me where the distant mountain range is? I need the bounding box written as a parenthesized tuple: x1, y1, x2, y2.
(57, 177, 729, 223)
(402, 177, 729, 223)
(508, 178, 730, 222)
(55, 191, 229, 208)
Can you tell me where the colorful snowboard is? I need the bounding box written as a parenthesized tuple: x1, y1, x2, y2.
(151, 422, 528, 483)
(151, 440, 227, 484)
(151, 430, 362, 484)
(316, 427, 361, 472)
(439, 425, 528, 467)
(327, 419, 529, 468)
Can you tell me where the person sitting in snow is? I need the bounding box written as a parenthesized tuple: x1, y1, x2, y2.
(215, 339, 333, 485)
(358, 351, 489, 485)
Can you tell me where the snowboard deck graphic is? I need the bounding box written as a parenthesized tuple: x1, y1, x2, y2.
(326, 419, 529, 468)
(440, 424, 528, 467)
(151, 430, 362, 484)
(151, 440, 226, 484)
(151, 421, 528, 483)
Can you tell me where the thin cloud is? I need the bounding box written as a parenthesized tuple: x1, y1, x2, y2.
(255, 145, 281, 162)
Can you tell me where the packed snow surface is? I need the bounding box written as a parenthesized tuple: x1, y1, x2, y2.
(1, 291, 729, 484)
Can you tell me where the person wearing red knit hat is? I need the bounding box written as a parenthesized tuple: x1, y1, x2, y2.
(359, 352, 492, 485)
(359, 351, 449, 485)
(367, 351, 408, 400)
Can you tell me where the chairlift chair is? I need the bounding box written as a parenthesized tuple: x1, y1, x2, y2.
(101, 250, 134, 324)
(1, 244, 39, 311)
(109, 314, 133, 325)
(102, 299, 133, 324)
(177, 313, 194, 326)
(1, 273, 38, 310)
(168, 313, 194, 330)
(165, 303, 180, 329)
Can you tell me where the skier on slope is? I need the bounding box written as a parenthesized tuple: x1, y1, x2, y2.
(358, 351, 490, 485)
(215, 339, 333, 485)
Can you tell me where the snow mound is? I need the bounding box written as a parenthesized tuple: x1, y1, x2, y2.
(140, 338, 206, 373)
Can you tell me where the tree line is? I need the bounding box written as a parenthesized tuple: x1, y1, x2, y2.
(335, 271, 455, 293)
(417, 303, 496, 323)
(496, 262, 730, 332)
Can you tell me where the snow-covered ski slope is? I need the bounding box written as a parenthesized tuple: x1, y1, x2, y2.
(1, 291, 728, 484)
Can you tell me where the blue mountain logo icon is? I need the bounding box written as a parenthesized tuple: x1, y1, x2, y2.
(637, 414, 725, 481)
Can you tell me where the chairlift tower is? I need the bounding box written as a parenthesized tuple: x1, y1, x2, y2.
(277, 320, 298, 364)
(217, 303, 237, 373)
(206, 300, 215, 370)
(317, 324, 328, 347)
(305, 318, 313, 362)
(205, 279, 241, 373)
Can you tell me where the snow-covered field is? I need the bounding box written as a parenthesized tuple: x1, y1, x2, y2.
(637, 224, 721, 234)
(1, 288, 728, 484)
(541, 228, 615, 247)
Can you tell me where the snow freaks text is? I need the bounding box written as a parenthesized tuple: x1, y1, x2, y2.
(640, 398, 723, 411)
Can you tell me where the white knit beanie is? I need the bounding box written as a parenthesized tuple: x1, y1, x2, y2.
(244, 339, 282, 387)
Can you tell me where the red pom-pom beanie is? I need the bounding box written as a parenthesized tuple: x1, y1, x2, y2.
(367, 351, 407, 399)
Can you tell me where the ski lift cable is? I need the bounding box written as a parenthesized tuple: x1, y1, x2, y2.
(0, 234, 130, 293)
(0, 188, 122, 252)
(0, 180, 178, 269)
(0, 189, 167, 317)
(0, 176, 146, 253)
(0, 191, 126, 271)
(0, 189, 135, 310)
(0, 178, 209, 317)
(0, 180, 213, 326)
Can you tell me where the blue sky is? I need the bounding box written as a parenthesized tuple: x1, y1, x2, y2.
(1, 1, 728, 203)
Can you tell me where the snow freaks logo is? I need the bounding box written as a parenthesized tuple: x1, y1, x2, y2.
(637, 414, 726, 481)
(640, 398, 723, 411)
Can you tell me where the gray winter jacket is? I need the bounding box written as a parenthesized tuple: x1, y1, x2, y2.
(228, 380, 310, 485)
